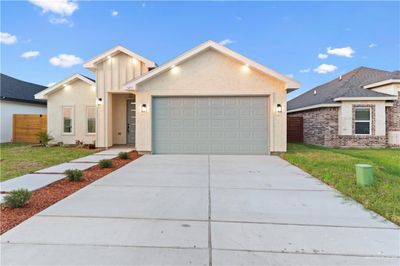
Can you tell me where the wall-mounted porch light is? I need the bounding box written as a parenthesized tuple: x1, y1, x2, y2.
(96, 98, 103, 105)
(241, 64, 250, 73)
(141, 104, 148, 112)
(276, 104, 283, 113)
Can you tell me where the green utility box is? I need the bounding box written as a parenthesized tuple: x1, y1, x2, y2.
(355, 164, 373, 186)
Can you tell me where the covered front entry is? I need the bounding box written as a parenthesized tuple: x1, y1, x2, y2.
(152, 96, 269, 154)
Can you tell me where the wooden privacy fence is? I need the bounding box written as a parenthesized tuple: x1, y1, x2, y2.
(13, 114, 47, 143)
(287, 116, 304, 143)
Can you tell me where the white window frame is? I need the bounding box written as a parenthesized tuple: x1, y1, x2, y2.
(62, 106, 75, 135)
(354, 107, 372, 135)
(86, 106, 97, 135)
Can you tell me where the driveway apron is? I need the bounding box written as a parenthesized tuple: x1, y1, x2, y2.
(1, 155, 399, 265)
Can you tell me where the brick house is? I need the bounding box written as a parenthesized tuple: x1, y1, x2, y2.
(287, 67, 400, 148)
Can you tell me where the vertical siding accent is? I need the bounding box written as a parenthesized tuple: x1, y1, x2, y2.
(97, 64, 104, 98)
(112, 55, 119, 90)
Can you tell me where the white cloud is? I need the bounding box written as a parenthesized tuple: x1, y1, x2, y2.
(286, 74, 294, 78)
(49, 54, 83, 68)
(29, 0, 78, 16)
(318, 53, 328, 59)
(142, 2, 146, 7)
(0, 32, 17, 45)
(235, 16, 242, 21)
(49, 16, 73, 26)
(219, 39, 236, 46)
(327, 46, 355, 58)
(299, 68, 311, 73)
(313, 64, 338, 74)
(21, 51, 40, 59)
(368, 43, 377, 48)
(111, 10, 118, 16)
(47, 82, 56, 87)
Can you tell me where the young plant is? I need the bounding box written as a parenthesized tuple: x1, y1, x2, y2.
(36, 131, 54, 147)
(3, 189, 32, 208)
(99, 159, 113, 168)
(65, 169, 83, 181)
(118, 152, 129, 160)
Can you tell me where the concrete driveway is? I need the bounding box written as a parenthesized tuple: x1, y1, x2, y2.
(1, 155, 399, 265)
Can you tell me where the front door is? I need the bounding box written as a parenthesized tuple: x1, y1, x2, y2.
(127, 99, 136, 145)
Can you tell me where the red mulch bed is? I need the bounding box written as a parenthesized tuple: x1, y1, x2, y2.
(1, 151, 140, 234)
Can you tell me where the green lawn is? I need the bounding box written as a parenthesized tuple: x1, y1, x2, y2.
(282, 144, 400, 225)
(0, 143, 99, 182)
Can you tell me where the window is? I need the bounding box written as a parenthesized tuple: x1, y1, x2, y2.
(355, 108, 371, 135)
(87, 106, 96, 134)
(63, 106, 74, 134)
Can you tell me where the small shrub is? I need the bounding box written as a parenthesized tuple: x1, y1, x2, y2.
(65, 169, 83, 181)
(99, 159, 113, 168)
(118, 152, 129, 159)
(3, 189, 32, 208)
(36, 131, 54, 146)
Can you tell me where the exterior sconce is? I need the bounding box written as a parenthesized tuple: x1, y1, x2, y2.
(241, 64, 250, 72)
(276, 104, 283, 113)
(141, 104, 148, 112)
(96, 98, 103, 105)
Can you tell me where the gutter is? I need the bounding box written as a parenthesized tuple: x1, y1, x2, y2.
(1, 96, 47, 105)
(287, 103, 341, 113)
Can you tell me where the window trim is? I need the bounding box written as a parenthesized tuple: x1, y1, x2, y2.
(62, 105, 75, 135)
(86, 106, 97, 135)
(354, 107, 372, 135)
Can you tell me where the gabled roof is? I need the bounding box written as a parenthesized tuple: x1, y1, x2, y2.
(124, 40, 300, 90)
(0, 73, 47, 105)
(83, 45, 156, 71)
(363, 70, 400, 89)
(288, 67, 398, 112)
(35, 73, 95, 100)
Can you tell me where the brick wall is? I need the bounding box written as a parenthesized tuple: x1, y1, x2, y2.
(288, 107, 339, 147)
(288, 105, 389, 148)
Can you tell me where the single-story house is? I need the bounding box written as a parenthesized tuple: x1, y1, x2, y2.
(35, 40, 300, 154)
(0, 74, 47, 143)
(287, 67, 400, 147)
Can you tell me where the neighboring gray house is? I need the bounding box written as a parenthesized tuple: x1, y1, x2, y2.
(288, 67, 400, 147)
(0, 74, 47, 143)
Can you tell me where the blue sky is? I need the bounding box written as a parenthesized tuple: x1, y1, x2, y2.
(1, 1, 399, 99)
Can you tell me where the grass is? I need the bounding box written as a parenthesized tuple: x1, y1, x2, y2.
(0, 143, 99, 182)
(282, 144, 400, 225)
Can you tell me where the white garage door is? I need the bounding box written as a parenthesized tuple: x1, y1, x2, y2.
(152, 96, 268, 154)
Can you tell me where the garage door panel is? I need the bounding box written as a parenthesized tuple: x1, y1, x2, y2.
(152, 96, 268, 154)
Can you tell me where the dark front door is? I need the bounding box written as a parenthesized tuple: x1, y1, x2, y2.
(127, 99, 136, 145)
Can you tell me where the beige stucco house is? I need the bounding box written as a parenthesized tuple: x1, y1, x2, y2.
(35, 40, 300, 154)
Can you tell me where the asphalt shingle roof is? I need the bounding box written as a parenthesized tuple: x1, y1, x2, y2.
(288, 67, 398, 111)
(0, 73, 47, 105)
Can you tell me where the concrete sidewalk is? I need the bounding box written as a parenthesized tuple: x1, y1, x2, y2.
(1, 155, 399, 265)
(0, 147, 135, 194)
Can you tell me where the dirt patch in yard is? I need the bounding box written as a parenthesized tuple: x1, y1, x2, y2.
(1, 151, 140, 234)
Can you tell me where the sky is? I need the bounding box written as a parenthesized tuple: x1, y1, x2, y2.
(1, 1, 399, 99)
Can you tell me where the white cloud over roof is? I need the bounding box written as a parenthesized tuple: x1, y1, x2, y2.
(49, 54, 83, 68)
(313, 64, 338, 74)
(327, 46, 355, 58)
